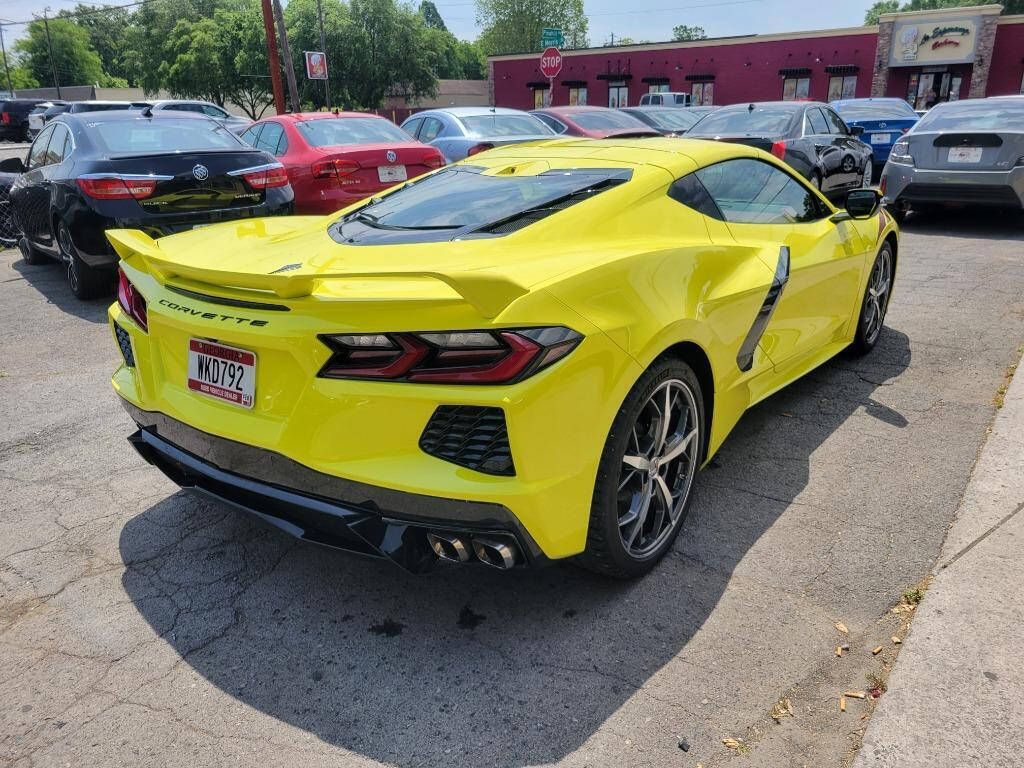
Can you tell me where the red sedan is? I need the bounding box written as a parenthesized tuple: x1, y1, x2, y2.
(529, 106, 661, 139)
(238, 112, 445, 215)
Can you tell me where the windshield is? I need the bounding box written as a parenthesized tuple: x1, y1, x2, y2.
(834, 100, 917, 120)
(90, 119, 244, 154)
(460, 114, 553, 138)
(914, 100, 1024, 132)
(341, 166, 629, 230)
(296, 117, 412, 146)
(639, 110, 700, 131)
(572, 110, 650, 131)
(689, 107, 797, 136)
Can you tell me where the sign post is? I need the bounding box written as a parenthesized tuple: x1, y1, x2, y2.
(539, 46, 562, 107)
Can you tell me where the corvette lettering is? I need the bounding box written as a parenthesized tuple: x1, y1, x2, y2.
(158, 299, 268, 326)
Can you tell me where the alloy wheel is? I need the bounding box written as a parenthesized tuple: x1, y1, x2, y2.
(863, 248, 891, 345)
(616, 379, 700, 558)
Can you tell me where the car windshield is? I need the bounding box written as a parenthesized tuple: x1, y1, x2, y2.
(639, 110, 700, 131)
(90, 119, 244, 154)
(296, 117, 412, 146)
(73, 103, 137, 113)
(914, 100, 1024, 132)
(340, 166, 628, 229)
(460, 114, 553, 137)
(572, 110, 649, 131)
(835, 101, 917, 120)
(688, 107, 796, 136)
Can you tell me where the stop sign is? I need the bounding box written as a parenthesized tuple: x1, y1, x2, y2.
(539, 46, 562, 79)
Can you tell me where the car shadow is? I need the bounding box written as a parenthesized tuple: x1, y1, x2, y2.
(119, 329, 911, 767)
(898, 206, 1024, 241)
(10, 256, 113, 323)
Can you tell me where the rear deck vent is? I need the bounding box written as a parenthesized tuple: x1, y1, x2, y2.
(420, 405, 515, 476)
(114, 323, 136, 367)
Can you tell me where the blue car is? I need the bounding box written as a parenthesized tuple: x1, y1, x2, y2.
(831, 98, 919, 169)
(400, 107, 555, 163)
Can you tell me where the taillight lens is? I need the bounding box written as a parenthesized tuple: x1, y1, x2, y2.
(242, 165, 289, 188)
(890, 140, 914, 166)
(770, 140, 786, 160)
(318, 327, 582, 384)
(425, 154, 445, 169)
(78, 176, 157, 200)
(311, 158, 360, 178)
(117, 268, 148, 331)
(1, 112, 10, 124)
(467, 143, 494, 157)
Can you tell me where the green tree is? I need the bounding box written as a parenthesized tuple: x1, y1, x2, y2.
(419, 0, 448, 31)
(865, 0, 1024, 24)
(57, 4, 137, 84)
(672, 24, 707, 41)
(5, 63, 40, 90)
(475, 0, 588, 55)
(14, 18, 105, 88)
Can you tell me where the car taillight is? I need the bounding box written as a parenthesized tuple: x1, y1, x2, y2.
(425, 154, 445, 169)
(242, 165, 289, 188)
(467, 143, 494, 157)
(0, 112, 9, 124)
(879, 175, 887, 196)
(77, 176, 157, 200)
(770, 140, 786, 160)
(311, 158, 360, 178)
(117, 268, 148, 331)
(318, 327, 582, 384)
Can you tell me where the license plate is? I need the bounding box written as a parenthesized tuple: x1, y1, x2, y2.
(377, 165, 408, 183)
(870, 133, 891, 145)
(948, 147, 983, 163)
(187, 339, 255, 409)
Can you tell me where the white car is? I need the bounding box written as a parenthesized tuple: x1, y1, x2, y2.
(27, 101, 66, 139)
(148, 100, 253, 135)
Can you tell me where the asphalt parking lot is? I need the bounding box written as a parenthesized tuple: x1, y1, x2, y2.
(1, 210, 1023, 768)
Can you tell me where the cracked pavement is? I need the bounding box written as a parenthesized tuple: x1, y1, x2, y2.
(2, 209, 1023, 768)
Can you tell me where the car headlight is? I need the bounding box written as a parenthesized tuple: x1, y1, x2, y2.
(890, 141, 914, 167)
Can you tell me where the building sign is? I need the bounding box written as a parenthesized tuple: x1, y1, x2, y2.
(541, 28, 564, 48)
(304, 51, 328, 80)
(889, 15, 980, 67)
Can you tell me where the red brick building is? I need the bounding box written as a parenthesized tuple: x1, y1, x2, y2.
(488, 4, 1024, 111)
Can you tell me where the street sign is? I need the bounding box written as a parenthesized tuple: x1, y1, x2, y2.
(539, 47, 563, 79)
(541, 28, 564, 48)
(304, 51, 328, 80)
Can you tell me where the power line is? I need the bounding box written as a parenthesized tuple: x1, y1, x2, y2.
(1, 0, 171, 27)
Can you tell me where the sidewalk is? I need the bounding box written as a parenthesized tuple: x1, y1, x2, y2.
(853, 357, 1024, 767)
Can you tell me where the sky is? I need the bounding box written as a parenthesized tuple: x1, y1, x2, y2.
(1, 0, 879, 49)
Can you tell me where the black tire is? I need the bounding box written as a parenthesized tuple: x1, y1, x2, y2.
(887, 203, 907, 225)
(576, 357, 705, 579)
(18, 237, 48, 266)
(850, 241, 894, 356)
(58, 221, 108, 300)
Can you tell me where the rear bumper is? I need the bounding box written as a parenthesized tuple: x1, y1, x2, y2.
(122, 400, 550, 573)
(881, 164, 1024, 208)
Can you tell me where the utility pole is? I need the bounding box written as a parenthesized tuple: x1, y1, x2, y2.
(260, 0, 285, 114)
(0, 23, 14, 96)
(271, 0, 300, 113)
(42, 9, 61, 99)
(315, 0, 330, 109)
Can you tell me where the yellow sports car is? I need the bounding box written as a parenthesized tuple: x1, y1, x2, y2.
(108, 138, 897, 578)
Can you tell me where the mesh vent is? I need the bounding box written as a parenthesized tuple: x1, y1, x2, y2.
(114, 323, 136, 367)
(419, 405, 515, 476)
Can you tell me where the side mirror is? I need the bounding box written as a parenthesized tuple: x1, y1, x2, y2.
(849, 125, 865, 137)
(841, 188, 880, 220)
(0, 156, 26, 174)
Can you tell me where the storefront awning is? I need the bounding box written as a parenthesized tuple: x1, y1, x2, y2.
(560, 79, 588, 87)
(685, 74, 715, 82)
(526, 81, 550, 89)
(825, 64, 860, 74)
(778, 67, 812, 77)
(596, 73, 633, 81)
(641, 76, 671, 85)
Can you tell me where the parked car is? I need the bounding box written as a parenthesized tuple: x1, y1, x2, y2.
(238, 111, 444, 215)
(0, 109, 293, 299)
(400, 107, 554, 162)
(66, 101, 151, 114)
(149, 99, 253, 135)
(831, 97, 918, 172)
(0, 99, 47, 142)
(638, 91, 692, 106)
(530, 106, 661, 138)
(107, 137, 897, 577)
(619, 106, 718, 136)
(27, 101, 67, 140)
(0, 171, 19, 248)
(687, 101, 873, 197)
(880, 96, 1024, 222)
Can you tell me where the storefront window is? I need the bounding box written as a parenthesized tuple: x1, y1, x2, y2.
(827, 75, 857, 101)
(648, 83, 670, 93)
(568, 87, 587, 106)
(782, 77, 810, 100)
(607, 81, 628, 108)
(690, 82, 714, 106)
(533, 88, 548, 109)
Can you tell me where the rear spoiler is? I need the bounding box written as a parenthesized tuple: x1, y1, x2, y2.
(106, 229, 530, 319)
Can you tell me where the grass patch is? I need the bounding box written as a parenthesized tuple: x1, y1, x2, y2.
(901, 587, 925, 606)
(995, 345, 1023, 409)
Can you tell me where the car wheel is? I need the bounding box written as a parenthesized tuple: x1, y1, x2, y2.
(850, 241, 893, 355)
(841, 155, 856, 173)
(577, 358, 705, 579)
(58, 221, 108, 299)
(18, 236, 48, 265)
(887, 201, 907, 224)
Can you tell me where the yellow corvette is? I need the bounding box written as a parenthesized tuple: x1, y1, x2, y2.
(107, 138, 897, 578)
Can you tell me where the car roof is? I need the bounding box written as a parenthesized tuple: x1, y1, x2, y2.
(715, 100, 825, 111)
(61, 110, 214, 124)
(273, 111, 384, 121)
(535, 106, 613, 115)
(415, 107, 531, 118)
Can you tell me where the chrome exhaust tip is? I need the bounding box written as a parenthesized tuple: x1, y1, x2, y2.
(471, 537, 518, 570)
(427, 532, 471, 563)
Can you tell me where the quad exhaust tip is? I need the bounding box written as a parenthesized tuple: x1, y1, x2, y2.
(471, 537, 518, 570)
(427, 532, 520, 569)
(427, 532, 471, 563)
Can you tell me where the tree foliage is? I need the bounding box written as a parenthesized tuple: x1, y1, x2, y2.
(865, 0, 1024, 24)
(57, 4, 136, 84)
(475, 0, 588, 55)
(672, 24, 707, 41)
(14, 18, 106, 88)
(419, 0, 448, 31)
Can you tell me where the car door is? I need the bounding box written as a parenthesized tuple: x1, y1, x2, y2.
(401, 116, 424, 139)
(417, 116, 449, 158)
(534, 113, 569, 134)
(695, 157, 863, 368)
(802, 107, 844, 191)
(12, 123, 56, 248)
(238, 123, 263, 148)
(821, 107, 865, 191)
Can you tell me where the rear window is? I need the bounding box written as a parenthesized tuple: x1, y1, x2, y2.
(572, 110, 649, 131)
(914, 100, 1024, 132)
(833, 100, 917, 120)
(689, 107, 797, 136)
(459, 114, 553, 138)
(295, 117, 411, 146)
(72, 103, 139, 113)
(638, 110, 700, 131)
(89, 119, 244, 154)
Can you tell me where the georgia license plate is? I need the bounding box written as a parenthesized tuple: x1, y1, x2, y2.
(187, 339, 255, 409)
(948, 147, 983, 163)
(377, 165, 408, 183)
(870, 133, 891, 144)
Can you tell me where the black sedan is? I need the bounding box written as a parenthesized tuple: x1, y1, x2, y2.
(619, 106, 718, 136)
(1, 110, 294, 299)
(687, 101, 873, 198)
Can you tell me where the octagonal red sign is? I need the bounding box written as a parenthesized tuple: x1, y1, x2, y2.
(539, 47, 562, 79)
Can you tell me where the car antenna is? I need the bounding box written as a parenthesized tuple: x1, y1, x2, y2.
(141, 105, 153, 117)
(748, 103, 755, 112)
